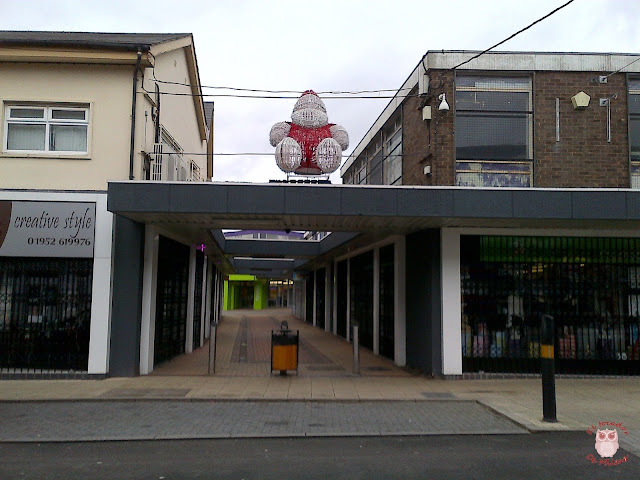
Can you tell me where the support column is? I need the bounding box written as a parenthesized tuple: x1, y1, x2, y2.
(312, 271, 317, 327)
(332, 260, 338, 335)
(87, 195, 113, 374)
(346, 258, 351, 343)
(325, 263, 331, 332)
(139, 225, 159, 375)
(200, 256, 208, 346)
(204, 259, 213, 339)
(441, 228, 462, 375)
(185, 246, 196, 354)
(373, 248, 380, 355)
(108, 215, 145, 377)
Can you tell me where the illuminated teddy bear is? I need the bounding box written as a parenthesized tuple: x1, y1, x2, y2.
(270, 90, 348, 175)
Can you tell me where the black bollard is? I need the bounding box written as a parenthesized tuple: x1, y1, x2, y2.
(540, 314, 557, 422)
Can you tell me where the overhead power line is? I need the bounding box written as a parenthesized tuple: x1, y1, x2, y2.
(450, 0, 576, 70)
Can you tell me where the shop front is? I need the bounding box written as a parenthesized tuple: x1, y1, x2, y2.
(460, 235, 640, 375)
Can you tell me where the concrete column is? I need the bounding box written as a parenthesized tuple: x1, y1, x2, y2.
(108, 215, 145, 377)
(394, 236, 407, 366)
(332, 260, 338, 336)
(185, 246, 196, 354)
(325, 263, 331, 332)
(441, 228, 462, 375)
(200, 256, 208, 346)
(373, 247, 380, 355)
(204, 260, 213, 339)
(312, 270, 317, 327)
(346, 258, 351, 343)
(87, 195, 113, 374)
(139, 225, 159, 375)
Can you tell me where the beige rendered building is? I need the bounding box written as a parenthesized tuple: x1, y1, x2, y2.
(0, 32, 217, 377)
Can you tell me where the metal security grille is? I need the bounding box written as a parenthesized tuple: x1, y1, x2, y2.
(350, 251, 373, 350)
(154, 236, 190, 366)
(0, 257, 92, 372)
(461, 236, 640, 375)
(379, 244, 395, 360)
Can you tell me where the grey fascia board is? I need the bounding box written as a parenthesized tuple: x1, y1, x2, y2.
(107, 182, 640, 222)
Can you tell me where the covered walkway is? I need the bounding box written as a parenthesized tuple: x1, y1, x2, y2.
(152, 308, 410, 377)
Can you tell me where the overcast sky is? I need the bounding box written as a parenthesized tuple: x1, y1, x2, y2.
(2, 0, 639, 183)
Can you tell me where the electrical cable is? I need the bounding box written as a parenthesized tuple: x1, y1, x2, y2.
(450, 0, 576, 70)
(604, 55, 640, 79)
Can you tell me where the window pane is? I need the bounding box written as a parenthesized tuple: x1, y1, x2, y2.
(629, 95, 640, 115)
(7, 123, 46, 150)
(456, 113, 528, 160)
(456, 90, 529, 112)
(51, 109, 86, 121)
(50, 125, 87, 152)
(631, 117, 640, 161)
(9, 108, 45, 119)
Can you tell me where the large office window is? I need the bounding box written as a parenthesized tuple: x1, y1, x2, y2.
(630, 79, 640, 188)
(5, 105, 89, 154)
(455, 76, 532, 187)
(382, 113, 402, 185)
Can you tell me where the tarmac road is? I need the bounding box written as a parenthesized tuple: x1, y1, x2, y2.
(0, 433, 638, 480)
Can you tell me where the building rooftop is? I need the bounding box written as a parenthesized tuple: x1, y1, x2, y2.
(0, 31, 191, 51)
(341, 49, 640, 176)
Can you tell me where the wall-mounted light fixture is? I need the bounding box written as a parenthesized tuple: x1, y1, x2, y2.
(438, 93, 450, 111)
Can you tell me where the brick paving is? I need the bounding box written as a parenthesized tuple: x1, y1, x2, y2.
(0, 400, 527, 442)
(152, 309, 408, 377)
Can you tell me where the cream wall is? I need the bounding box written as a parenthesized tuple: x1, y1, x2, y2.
(0, 63, 134, 190)
(138, 47, 207, 178)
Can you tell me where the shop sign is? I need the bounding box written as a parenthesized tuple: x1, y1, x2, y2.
(0, 200, 95, 258)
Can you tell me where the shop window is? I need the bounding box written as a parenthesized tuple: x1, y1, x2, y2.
(629, 79, 640, 188)
(5, 105, 89, 154)
(455, 76, 532, 187)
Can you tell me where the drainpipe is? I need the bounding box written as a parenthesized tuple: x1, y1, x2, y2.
(129, 50, 142, 180)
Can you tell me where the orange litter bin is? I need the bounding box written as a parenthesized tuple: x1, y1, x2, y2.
(271, 322, 299, 375)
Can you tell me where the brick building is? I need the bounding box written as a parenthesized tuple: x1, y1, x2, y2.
(342, 51, 640, 189)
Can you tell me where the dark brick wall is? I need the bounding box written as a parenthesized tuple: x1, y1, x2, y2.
(533, 71, 629, 187)
(400, 69, 631, 188)
(403, 71, 455, 186)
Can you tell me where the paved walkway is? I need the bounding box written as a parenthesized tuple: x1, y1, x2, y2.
(152, 309, 409, 377)
(1, 309, 640, 456)
(0, 400, 526, 442)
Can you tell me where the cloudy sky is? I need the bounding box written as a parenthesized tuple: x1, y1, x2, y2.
(2, 0, 639, 183)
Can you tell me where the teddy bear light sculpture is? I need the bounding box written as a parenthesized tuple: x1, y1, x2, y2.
(270, 90, 348, 175)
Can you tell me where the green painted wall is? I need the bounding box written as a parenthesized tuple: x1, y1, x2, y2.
(223, 276, 268, 310)
(253, 279, 268, 310)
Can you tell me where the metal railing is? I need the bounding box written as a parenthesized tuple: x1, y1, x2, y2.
(149, 143, 202, 182)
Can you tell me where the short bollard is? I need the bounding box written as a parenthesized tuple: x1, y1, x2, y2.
(540, 314, 557, 422)
(208, 321, 218, 375)
(352, 321, 360, 375)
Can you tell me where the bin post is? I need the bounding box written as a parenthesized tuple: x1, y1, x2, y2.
(352, 320, 360, 375)
(540, 314, 557, 422)
(208, 321, 218, 375)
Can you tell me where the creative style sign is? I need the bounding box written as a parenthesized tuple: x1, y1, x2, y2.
(270, 90, 349, 175)
(0, 200, 95, 257)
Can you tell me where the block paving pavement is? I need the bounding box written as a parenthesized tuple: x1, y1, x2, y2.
(0, 400, 526, 442)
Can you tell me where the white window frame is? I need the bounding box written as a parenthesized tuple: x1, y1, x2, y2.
(4, 104, 90, 154)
